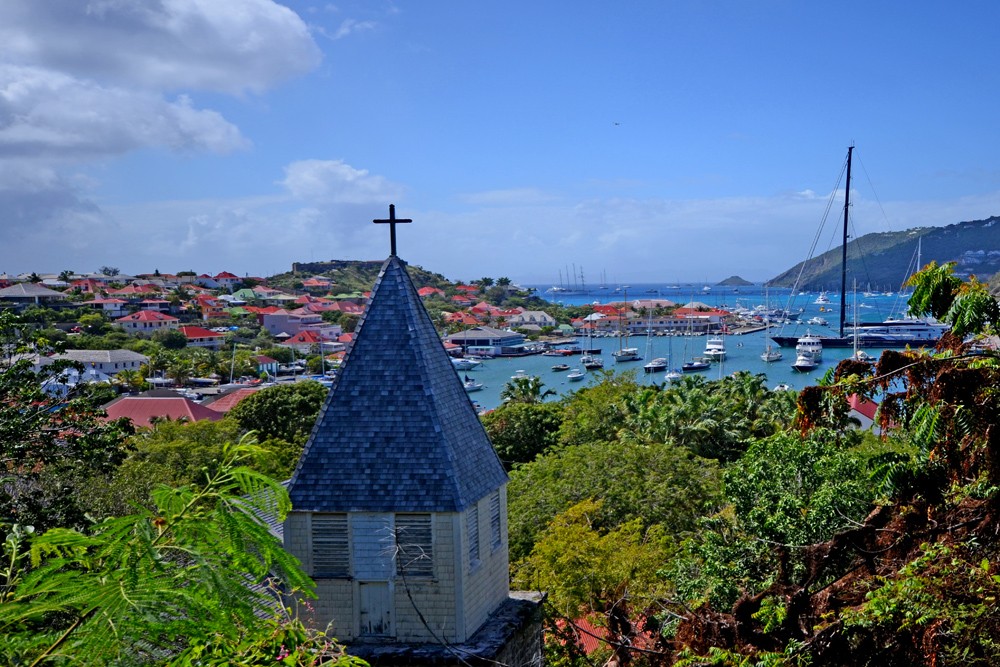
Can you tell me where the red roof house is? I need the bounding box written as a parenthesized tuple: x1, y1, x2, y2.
(103, 396, 223, 428)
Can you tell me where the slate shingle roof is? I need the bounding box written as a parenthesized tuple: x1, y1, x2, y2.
(287, 256, 506, 513)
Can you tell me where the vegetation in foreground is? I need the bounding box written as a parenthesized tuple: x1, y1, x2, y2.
(490, 261, 1000, 666)
(3, 260, 1000, 665)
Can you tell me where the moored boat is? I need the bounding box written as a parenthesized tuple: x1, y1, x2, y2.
(643, 357, 668, 373)
(791, 350, 819, 372)
(682, 357, 711, 373)
(566, 368, 585, 382)
(703, 336, 727, 361)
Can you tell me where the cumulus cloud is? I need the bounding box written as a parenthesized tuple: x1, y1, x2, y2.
(0, 0, 321, 95)
(0, 65, 247, 158)
(281, 159, 403, 204)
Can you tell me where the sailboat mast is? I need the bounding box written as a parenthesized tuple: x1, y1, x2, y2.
(840, 145, 853, 339)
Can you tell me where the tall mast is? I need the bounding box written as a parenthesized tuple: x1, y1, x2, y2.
(840, 145, 853, 338)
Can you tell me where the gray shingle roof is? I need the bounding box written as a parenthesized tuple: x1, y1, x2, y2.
(287, 256, 507, 513)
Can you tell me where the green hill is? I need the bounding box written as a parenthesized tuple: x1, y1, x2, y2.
(767, 215, 1000, 290)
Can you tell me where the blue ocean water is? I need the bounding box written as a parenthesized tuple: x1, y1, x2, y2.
(462, 283, 913, 411)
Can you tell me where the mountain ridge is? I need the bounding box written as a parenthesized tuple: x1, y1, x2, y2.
(767, 214, 1000, 291)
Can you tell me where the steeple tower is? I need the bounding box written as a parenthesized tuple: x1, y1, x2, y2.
(283, 208, 529, 652)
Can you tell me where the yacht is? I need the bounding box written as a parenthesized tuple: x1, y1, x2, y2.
(703, 336, 727, 361)
(795, 332, 824, 362)
(566, 368, 585, 382)
(791, 350, 819, 372)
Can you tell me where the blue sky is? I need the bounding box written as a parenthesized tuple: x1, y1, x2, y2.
(2, 1, 1000, 284)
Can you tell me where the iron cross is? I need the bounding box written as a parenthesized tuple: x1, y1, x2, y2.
(373, 204, 412, 256)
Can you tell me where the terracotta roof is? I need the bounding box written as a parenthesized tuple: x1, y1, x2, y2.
(179, 325, 223, 338)
(115, 310, 179, 323)
(103, 396, 223, 427)
(203, 387, 261, 413)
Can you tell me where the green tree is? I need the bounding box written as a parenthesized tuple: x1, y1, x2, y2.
(0, 438, 358, 666)
(481, 401, 563, 470)
(76, 311, 108, 335)
(152, 327, 188, 350)
(507, 438, 722, 562)
(228, 381, 328, 445)
(500, 375, 556, 404)
(0, 312, 135, 531)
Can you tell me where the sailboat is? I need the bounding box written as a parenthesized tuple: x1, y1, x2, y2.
(612, 294, 641, 363)
(580, 315, 604, 370)
(642, 309, 667, 373)
(770, 146, 948, 350)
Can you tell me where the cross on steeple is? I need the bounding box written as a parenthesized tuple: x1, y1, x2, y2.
(373, 204, 412, 257)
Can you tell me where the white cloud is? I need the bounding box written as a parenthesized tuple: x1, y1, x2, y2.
(0, 0, 321, 95)
(281, 159, 403, 204)
(0, 65, 247, 158)
(330, 18, 377, 40)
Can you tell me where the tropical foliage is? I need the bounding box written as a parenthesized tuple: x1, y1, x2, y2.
(498, 263, 1000, 666)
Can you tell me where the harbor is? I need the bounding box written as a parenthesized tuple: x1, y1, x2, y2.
(461, 283, 924, 411)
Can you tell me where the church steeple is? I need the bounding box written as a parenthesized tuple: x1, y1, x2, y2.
(287, 253, 506, 513)
(283, 209, 516, 648)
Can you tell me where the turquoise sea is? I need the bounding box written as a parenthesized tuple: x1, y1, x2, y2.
(463, 283, 914, 411)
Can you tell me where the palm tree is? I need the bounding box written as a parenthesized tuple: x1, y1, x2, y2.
(500, 376, 556, 404)
(114, 368, 146, 394)
(166, 357, 193, 387)
(478, 277, 495, 292)
(496, 277, 512, 289)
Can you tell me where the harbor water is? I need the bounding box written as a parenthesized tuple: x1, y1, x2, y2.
(461, 283, 915, 411)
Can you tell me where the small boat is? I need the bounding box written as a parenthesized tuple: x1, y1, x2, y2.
(791, 350, 819, 372)
(643, 357, 668, 373)
(511, 370, 530, 380)
(613, 347, 641, 363)
(551, 363, 570, 371)
(463, 378, 484, 392)
(852, 349, 876, 362)
(807, 316, 829, 326)
(774, 383, 793, 391)
(760, 344, 783, 363)
(665, 369, 683, 383)
(581, 354, 604, 370)
(703, 336, 727, 361)
(682, 357, 711, 373)
(452, 358, 482, 371)
(566, 369, 585, 382)
(814, 292, 831, 305)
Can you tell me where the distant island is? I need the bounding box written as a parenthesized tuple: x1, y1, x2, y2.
(717, 275, 753, 286)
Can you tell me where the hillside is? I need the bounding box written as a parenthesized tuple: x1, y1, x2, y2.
(272, 259, 454, 293)
(767, 215, 1000, 290)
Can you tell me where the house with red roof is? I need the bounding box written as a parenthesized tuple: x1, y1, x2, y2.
(301, 277, 332, 292)
(451, 295, 474, 306)
(253, 355, 279, 377)
(195, 294, 227, 320)
(115, 310, 180, 332)
(455, 284, 480, 294)
(417, 286, 446, 298)
(444, 312, 479, 326)
(213, 271, 242, 290)
(107, 283, 161, 298)
(179, 326, 225, 350)
(203, 387, 261, 414)
(71, 278, 107, 295)
(278, 330, 345, 354)
(103, 395, 223, 428)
